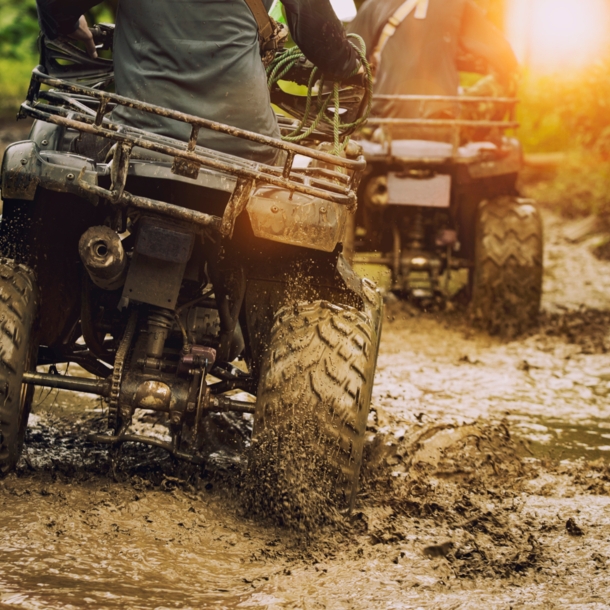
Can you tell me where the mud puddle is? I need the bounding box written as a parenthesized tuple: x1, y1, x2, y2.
(1, 392, 280, 609)
(512, 415, 610, 462)
(3, 402, 610, 609)
(0, 483, 266, 609)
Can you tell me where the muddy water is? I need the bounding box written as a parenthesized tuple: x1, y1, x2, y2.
(1, 484, 264, 608)
(2, 212, 610, 608)
(374, 313, 610, 461)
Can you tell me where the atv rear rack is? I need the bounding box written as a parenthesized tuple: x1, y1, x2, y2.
(366, 94, 519, 154)
(20, 68, 365, 236)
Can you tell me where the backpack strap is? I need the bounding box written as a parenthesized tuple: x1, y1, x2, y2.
(243, 0, 275, 49)
(371, 0, 429, 79)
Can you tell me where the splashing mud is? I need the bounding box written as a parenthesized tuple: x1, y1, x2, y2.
(242, 423, 345, 533)
(360, 422, 544, 580)
(1, 210, 610, 608)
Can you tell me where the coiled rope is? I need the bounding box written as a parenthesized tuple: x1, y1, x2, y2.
(266, 33, 373, 155)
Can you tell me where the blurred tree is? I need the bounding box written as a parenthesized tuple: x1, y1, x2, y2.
(0, 0, 39, 60)
(558, 56, 610, 151)
(519, 51, 610, 151)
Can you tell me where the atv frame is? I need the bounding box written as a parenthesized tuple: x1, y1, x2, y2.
(0, 31, 382, 505)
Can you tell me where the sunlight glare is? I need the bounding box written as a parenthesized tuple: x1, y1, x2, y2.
(330, 0, 357, 22)
(507, 0, 609, 72)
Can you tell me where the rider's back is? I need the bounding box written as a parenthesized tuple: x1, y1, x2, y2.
(112, 0, 278, 163)
(349, 0, 517, 124)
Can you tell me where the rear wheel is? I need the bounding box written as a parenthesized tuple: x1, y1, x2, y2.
(0, 259, 38, 476)
(470, 196, 543, 337)
(252, 280, 382, 523)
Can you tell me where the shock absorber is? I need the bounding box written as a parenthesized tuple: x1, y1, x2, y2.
(404, 209, 437, 299)
(144, 308, 174, 368)
(406, 209, 426, 252)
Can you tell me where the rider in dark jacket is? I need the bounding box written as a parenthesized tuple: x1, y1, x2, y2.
(37, 0, 360, 163)
(349, 0, 518, 127)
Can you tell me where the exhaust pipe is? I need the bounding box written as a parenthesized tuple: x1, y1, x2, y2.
(79, 226, 127, 290)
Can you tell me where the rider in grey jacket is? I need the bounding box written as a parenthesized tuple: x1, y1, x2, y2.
(349, 0, 518, 127)
(37, 0, 360, 163)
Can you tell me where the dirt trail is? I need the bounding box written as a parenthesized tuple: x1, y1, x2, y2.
(1, 212, 610, 609)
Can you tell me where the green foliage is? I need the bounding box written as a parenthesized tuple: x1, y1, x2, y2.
(521, 53, 610, 219)
(527, 152, 610, 219)
(0, 0, 39, 118)
(0, 1, 117, 61)
(0, 0, 39, 61)
(0, 57, 35, 117)
(518, 54, 610, 153)
(554, 57, 610, 150)
(517, 74, 572, 153)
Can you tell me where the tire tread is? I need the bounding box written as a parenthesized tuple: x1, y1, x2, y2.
(0, 258, 38, 475)
(471, 197, 543, 337)
(254, 295, 381, 502)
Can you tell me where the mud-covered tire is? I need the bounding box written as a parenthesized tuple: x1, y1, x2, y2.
(470, 196, 543, 337)
(253, 281, 382, 513)
(0, 259, 38, 476)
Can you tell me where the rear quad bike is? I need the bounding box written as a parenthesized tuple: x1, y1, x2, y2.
(0, 27, 382, 508)
(349, 92, 543, 337)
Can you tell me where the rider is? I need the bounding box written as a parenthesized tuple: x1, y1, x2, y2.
(348, 0, 518, 138)
(36, 0, 361, 163)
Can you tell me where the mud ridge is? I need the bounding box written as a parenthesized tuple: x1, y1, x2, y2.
(538, 308, 610, 353)
(355, 421, 546, 579)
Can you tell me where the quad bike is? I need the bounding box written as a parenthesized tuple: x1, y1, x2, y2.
(0, 26, 382, 507)
(349, 86, 543, 336)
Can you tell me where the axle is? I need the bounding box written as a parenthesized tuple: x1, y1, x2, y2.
(21, 372, 255, 413)
(22, 372, 111, 396)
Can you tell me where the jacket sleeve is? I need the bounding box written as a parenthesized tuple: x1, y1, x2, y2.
(36, 0, 103, 39)
(347, 0, 383, 61)
(282, 0, 359, 80)
(460, 0, 519, 82)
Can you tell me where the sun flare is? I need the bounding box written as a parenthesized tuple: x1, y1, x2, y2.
(507, 0, 609, 72)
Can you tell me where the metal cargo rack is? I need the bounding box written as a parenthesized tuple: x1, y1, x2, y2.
(364, 93, 519, 160)
(20, 68, 366, 237)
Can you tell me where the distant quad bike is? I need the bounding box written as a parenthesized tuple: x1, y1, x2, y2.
(0, 27, 382, 507)
(349, 88, 543, 336)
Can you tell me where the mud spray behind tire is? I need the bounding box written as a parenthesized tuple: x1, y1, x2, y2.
(246, 299, 381, 530)
(470, 196, 543, 338)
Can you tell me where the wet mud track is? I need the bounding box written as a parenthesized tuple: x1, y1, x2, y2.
(2, 212, 610, 608)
